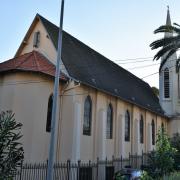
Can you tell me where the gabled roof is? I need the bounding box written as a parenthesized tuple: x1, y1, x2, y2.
(0, 51, 67, 81)
(18, 14, 165, 116)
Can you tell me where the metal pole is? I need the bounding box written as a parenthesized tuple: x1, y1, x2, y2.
(47, 1, 65, 180)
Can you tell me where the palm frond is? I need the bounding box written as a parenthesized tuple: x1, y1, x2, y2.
(154, 25, 173, 34)
(154, 25, 180, 35)
(174, 23, 180, 28)
(153, 45, 178, 61)
(150, 36, 178, 50)
(159, 49, 177, 71)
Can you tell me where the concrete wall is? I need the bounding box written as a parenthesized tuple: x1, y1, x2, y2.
(0, 72, 169, 162)
(0, 72, 59, 162)
(63, 84, 169, 160)
(19, 19, 57, 64)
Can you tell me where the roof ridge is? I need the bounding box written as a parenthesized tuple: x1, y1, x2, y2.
(32, 51, 40, 71)
(15, 52, 33, 69)
(37, 14, 58, 29)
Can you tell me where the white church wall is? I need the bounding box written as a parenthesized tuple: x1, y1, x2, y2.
(58, 85, 78, 162)
(105, 96, 116, 160)
(94, 91, 108, 160)
(132, 106, 140, 155)
(115, 100, 125, 157)
(19, 18, 57, 64)
(80, 88, 96, 161)
(145, 112, 156, 152)
(0, 72, 56, 162)
(0, 74, 169, 163)
(121, 102, 132, 158)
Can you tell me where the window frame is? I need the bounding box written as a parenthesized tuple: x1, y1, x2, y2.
(164, 67, 170, 99)
(83, 96, 92, 136)
(152, 119, 155, 145)
(33, 31, 40, 48)
(140, 115, 144, 144)
(125, 110, 130, 142)
(46, 94, 53, 132)
(106, 104, 113, 139)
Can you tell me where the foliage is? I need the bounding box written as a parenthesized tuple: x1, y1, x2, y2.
(170, 133, 180, 170)
(164, 172, 180, 180)
(140, 171, 153, 180)
(170, 133, 180, 152)
(151, 86, 159, 97)
(150, 23, 180, 72)
(146, 127, 176, 179)
(0, 111, 24, 179)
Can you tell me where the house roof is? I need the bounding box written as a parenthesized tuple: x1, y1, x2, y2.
(17, 14, 165, 116)
(0, 51, 67, 81)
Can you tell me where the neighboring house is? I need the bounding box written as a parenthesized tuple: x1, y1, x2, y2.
(0, 12, 171, 163)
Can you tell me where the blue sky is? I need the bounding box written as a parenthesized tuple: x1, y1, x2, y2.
(1, 0, 180, 87)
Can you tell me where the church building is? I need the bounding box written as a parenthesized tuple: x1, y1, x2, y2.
(159, 8, 180, 136)
(0, 9, 176, 163)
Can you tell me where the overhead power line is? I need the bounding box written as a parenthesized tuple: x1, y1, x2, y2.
(113, 56, 153, 62)
(141, 64, 177, 79)
(128, 63, 160, 70)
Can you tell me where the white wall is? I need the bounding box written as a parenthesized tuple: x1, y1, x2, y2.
(0, 72, 62, 162)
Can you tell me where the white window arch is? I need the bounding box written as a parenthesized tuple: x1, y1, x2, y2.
(83, 96, 92, 136)
(140, 115, 144, 144)
(106, 104, 113, 139)
(125, 110, 130, 141)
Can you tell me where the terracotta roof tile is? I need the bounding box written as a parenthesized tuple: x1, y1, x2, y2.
(0, 51, 67, 81)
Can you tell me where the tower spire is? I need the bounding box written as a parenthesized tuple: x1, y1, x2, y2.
(166, 5, 171, 26)
(165, 5, 172, 38)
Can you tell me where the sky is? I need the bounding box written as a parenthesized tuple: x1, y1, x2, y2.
(1, 0, 180, 88)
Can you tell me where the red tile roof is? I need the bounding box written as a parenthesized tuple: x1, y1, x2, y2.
(0, 51, 67, 81)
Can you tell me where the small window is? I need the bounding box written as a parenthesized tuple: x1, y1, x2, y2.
(33, 31, 40, 48)
(140, 115, 144, 144)
(125, 110, 130, 142)
(46, 94, 53, 132)
(164, 68, 170, 98)
(83, 96, 92, 136)
(106, 104, 113, 139)
(152, 120, 155, 145)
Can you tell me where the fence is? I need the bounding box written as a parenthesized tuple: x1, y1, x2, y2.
(14, 153, 148, 180)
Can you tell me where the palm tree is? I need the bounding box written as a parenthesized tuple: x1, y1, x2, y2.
(150, 23, 180, 72)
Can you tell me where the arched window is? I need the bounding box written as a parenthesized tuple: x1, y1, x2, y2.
(46, 94, 53, 132)
(106, 104, 113, 139)
(164, 68, 170, 98)
(125, 110, 130, 142)
(83, 96, 92, 136)
(152, 120, 155, 145)
(140, 115, 144, 144)
(161, 122, 164, 129)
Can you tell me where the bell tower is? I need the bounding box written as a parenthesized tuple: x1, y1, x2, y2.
(159, 7, 180, 135)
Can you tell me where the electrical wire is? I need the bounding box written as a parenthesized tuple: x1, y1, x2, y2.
(141, 64, 177, 79)
(113, 56, 153, 62)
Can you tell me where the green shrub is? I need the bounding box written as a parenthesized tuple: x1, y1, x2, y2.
(144, 127, 177, 179)
(140, 171, 153, 180)
(0, 111, 24, 179)
(164, 172, 180, 180)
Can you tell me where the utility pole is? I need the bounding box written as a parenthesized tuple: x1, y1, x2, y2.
(47, 0, 65, 180)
